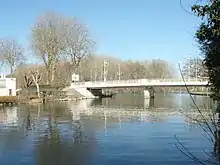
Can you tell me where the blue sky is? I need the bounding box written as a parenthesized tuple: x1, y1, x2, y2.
(0, 0, 201, 73)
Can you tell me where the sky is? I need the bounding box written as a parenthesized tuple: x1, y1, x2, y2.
(0, 0, 201, 74)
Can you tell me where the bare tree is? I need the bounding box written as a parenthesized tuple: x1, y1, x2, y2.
(175, 64, 220, 165)
(24, 73, 33, 90)
(31, 12, 94, 85)
(16, 66, 42, 101)
(147, 59, 173, 78)
(30, 68, 42, 98)
(0, 38, 24, 75)
(31, 12, 67, 85)
(20, 68, 33, 101)
(182, 57, 208, 79)
(64, 18, 95, 74)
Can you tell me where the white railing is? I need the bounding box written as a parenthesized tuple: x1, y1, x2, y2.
(71, 78, 208, 87)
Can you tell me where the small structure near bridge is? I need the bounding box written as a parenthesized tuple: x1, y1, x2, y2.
(0, 74, 18, 104)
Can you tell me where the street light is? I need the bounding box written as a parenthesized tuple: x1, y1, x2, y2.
(117, 64, 121, 80)
(103, 60, 108, 82)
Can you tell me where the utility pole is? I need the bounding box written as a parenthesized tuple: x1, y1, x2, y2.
(95, 68, 97, 81)
(94, 62, 97, 81)
(90, 70, 92, 81)
(118, 64, 121, 80)
(196, 57, 198, 80)
(103, 60, 108, 82)
(188, 57, 191, 80)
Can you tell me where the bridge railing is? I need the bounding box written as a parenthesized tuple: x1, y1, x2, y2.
(71, 78, 208, 86)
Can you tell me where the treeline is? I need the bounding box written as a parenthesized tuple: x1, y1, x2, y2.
(78, 55, 174, 81)
(181, 57, 208, 79)
(13, 54, 175, 88)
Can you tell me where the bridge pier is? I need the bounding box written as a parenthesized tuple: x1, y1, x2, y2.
(144, 87, 154, 99)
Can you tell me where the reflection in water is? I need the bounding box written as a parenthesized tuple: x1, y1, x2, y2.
(0, 93, 215, 165)
(144, 98, 150, 108)
(0, 106, 18, 127)
(6, 107, 18, 126)
(74, 99, 93, 110)
(149, 98, 155, 107)
(24, 109, 33, 131)
(93, 93, 213, 110)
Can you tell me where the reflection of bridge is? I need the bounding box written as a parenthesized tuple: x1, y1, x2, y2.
(68, 98, 156, 113)
(68, 100, 172, 123)
(65, 78, 209, 99)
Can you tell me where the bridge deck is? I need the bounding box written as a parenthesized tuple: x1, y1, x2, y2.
(70, 78, 209, 88)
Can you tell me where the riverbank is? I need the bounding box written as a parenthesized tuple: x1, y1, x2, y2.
(190, 91, 211, 96)
(18, 95, 88, 104)
(0, 96, 18, 105)
(15, 87, 90, 104)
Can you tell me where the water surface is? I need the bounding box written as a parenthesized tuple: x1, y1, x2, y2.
(0, 93, 214, 165)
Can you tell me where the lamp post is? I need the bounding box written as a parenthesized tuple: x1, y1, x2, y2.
(103, 60, 108, 82)
(188, 57, 191, 80)
(195, 57, 198, 92)
(117, 64, 121, 80)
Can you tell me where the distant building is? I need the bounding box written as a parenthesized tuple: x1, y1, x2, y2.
(0, 74, 16, 96)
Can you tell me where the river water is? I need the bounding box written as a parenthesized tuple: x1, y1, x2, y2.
(0, 93, 215, 165)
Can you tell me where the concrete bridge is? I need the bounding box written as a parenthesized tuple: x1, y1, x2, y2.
(64, 78, 209, 99)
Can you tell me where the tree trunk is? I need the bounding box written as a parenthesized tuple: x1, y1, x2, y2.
(71, 62, 80, 74)
(31, 74, 41, 98)
(51, 62, 58, 85)
(36, 83, 40, 98)
(47, 70, 51, 85)
(74, 66, 79, 74)
(10, 65, 13, 77)
(51, 70, 55, 83)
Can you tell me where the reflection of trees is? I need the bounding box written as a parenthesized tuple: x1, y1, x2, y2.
(34, 103, 99, 165)
(3, 106, 18, 127)
(0, 107, 28, 158)
(149, 98, 154, 107)
(72, 120, 83, 144)
(36, 109, 62, 165)
(23, 108, 35, 131)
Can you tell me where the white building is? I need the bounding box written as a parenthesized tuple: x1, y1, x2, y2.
(0, 74, 16, 96)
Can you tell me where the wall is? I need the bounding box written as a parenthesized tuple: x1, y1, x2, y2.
(0, 78, 16, 96)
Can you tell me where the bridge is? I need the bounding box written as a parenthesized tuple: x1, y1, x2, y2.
(64, 78, 209, 99)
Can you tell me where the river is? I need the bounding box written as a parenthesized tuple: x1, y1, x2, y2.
(0, 93, 215, 165)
